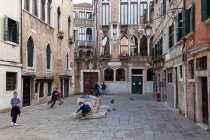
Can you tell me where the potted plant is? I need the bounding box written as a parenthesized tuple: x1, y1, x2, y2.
(58, 30, 64, 39)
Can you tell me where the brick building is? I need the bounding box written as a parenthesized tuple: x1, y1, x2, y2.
(0, 0, 22, 112)
(93, 0, 154, 95)
(73, 3, 97, 94)
(21, 0, 74, 106)
(185, 0, 210, 128)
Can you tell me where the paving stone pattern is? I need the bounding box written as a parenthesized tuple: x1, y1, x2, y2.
(0, 95, 210, 140)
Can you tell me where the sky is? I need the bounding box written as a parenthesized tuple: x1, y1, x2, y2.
(73, 0, 92, 4)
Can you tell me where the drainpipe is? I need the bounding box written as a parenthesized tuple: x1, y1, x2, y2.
(20, 0, 23, 66)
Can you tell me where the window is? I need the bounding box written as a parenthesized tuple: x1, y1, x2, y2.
(66, 53, 70, 69)
(68, 16, 71, 38)
(48, 82, 52, 96)
(41, 0, 45, 21)
(46, 45, 51, 70)
(140, 2, 147, 24)
(39, 83, 44, 98)
(79, 28, 85, 40)
(177, 11, 183, 42)
(130, 1, 138, 24)
(47, 0, 52, 25)
(4, 16, 19, 44)
(86, 50, 92, 57)
(147, 68, 153, 81)
(168, 73, 173, 83)
(201, 0, 210, 22)
(184, 2, 195, 36)
(120, 0, 128, 25)
(196, 56, 207, 70)
(104, 68, 114, 81)
(79, 12, 85, 19)
(163, 0, 166, 15)
(86, 12, 92, 19)
(189, 60, 194, 79)
(130, 36, 138, 56)
(155, 37, 163, 59)
(73, 11, 76, 18)
(57, 7, 61, 31)
(116, 68, 125, 81)
(86, 28, 92, 41)
(120, 36, 128, 55)
(180, 65, 182, 78)
(132, 69, 143, 74)
(27, 37, 34, 67)
(79, 50, 83, 58)
(169, 23, 174, 48)
(102, 36, 110, 55)
(140, 35, 147, 56)
(32, 0, 38, 16)
(6, 72, 17, 91)
(102, 0, 110, 25)
(24, 0, 30, 11)
(35, 82, 38, 93)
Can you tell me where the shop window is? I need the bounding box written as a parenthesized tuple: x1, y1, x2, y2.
(6, 72, 17, 91)
(116, 68, 125, 81)
(104, 68, 114, 81)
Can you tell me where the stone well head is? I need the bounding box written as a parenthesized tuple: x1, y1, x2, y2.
(77, 95, 100, 113)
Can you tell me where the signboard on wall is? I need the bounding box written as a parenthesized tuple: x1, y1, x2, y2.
(108, 62, 121, 67)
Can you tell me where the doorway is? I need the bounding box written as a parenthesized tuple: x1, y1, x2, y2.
(23, 77, 31, 107)
(202, 77, 208, 125)
(83, 72, 98, 94)
(64, 79, 69, 97)
(132, 76, 143, 94)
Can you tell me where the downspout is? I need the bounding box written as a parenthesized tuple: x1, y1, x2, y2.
(20, 0, 23, 66)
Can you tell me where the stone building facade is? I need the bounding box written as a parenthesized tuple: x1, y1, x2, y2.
(92, 0, 154, 95)
(0, 0, 22, 112)
(21, 0, 74, 106)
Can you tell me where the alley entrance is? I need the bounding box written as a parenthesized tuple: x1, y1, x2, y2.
(202, 77, 209, 125)
(132, 76, 143, 94)
(23, 77, 31, 107)
(83, 72, 98, 94)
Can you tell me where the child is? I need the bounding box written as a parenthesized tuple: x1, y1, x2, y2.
(76, 102, 91, 119)
(90, 84, 94, 95)
(10, 91, 21, 126)
(48, 88, 58, 108)
(57, 91, 64, 105)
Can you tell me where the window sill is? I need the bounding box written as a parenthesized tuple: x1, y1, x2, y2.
(4, 41, 18, 46)
(27, 67, 36, 72)
(46, 69, 52, 73)
(67, 68, 72, 71)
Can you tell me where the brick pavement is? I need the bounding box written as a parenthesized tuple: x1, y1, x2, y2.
(0, 95, 210, 140)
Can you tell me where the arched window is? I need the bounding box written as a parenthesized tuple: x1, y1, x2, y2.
(66, 52, 70, 69)
(79, 28, 85, 40)
(32, 0, 37, 16)
(57, 7, 61, 31)
(86, 28, 92, 41)
(102, 0, 110, 25)
(46, 45, 51, 70)
(86, 50, 92, 57)
(130, 36, 138, 56)
(47, 0, 52, 24)
(120, 0, 128, 25)
(104, 68, 114, 81)
(140, 35, 148, 56)
(120, 35, 128, 56)
(27, 37, 34, 67)
(68, 16, 71, 38)
(41, 0, 45, 21)
(79, 50, 83, 58)
(102, 36, 110, 55)
(116, 68, 125, 81)
(24, 0, 30, 11)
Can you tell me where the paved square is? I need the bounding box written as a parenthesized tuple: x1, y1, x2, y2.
(0, 95, 210, 140)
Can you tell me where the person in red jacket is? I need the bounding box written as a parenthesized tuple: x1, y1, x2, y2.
(57, 91, 64, 105)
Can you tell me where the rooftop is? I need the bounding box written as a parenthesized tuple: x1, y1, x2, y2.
(74, 2, 92, 8)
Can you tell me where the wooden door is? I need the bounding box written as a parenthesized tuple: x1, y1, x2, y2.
(202, 77, 209, 125)
(84, 72, 98, 94)
(23, 77, 31, 107)
(64, 79, 69, 97)
(132, 76, 143, 94)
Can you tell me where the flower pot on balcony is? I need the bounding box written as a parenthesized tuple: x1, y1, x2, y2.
(68, 36, 74, 44)
(57, 30, 64, 39)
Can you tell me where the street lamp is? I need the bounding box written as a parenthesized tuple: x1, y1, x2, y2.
(144, 24, 152, 56)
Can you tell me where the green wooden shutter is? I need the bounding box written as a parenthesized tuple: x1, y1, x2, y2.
(12, 22, 17, 43)
(16, 22, 19, 44)
(163, 0, 166, 16)
(185, 9, 190, 36)
(191, 2, 195, 31)
(176, 13, 179, 42)
(4, 16, 8, 41)
(201, 0, 207, 21)
(27, 38, 33, 67)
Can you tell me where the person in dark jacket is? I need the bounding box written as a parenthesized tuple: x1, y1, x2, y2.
(76, 102, 91, 119)
(101, 81, 107, 96)
(10, 91, 21, 126)
(90, 84, 94, 95)
(48, 88, 58, 108)
(95, 82, 100, 97)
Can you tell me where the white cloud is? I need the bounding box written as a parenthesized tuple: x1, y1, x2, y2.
(73, 0, 92, 4)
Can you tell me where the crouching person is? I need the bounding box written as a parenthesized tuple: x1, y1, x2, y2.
(76, 102, 91, 119)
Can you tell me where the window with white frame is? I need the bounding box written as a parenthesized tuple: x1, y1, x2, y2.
(116, 68, 125, 81)
(40, 0, 45, 21)
(32, 0, 38, 16)
(102, 0, 110, 25)
(79, 28, 85, 40)
(86, 12, 92, 19)
(120, 0, 128, 25)
(73, 11, 76, 18)
(79, 12, 85, 19)
(86, 28, 92, 41)
(130, 0, 138, 25)
(140, 2, 147, 24)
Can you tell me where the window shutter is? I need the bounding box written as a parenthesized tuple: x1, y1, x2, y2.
(152, 48, 154, 59)
(4, 16, 8, 41)
(27, 39, 33, 67)
(12, 22, 17, 43)
(160, 38, 162, 55)
(155, 44, 157, 59)
(16, 22, 19, 44)
(201, 0, 207, 22)
(176, 13, 179, 42)
(185, 9, 190, 36)
(163, 0, 166, 15)
(191, 2, 195, 31)
(207, 1, 210, 19)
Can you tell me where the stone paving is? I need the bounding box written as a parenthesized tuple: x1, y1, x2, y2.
(0, 95, 210, 140)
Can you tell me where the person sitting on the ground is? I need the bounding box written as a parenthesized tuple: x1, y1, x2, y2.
(76, 102, 91, 119)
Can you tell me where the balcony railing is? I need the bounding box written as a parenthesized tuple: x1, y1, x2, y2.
(74, 19, 93, 26)
(77, 40, 94, 47)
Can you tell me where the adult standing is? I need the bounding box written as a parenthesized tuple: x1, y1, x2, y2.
(95, 82, 100, 97)
(101, 81, 107, 96)
(10, 91, 21, 126)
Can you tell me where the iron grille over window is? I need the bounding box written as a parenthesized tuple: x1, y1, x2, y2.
(196, 56, 207, 70)
(6, 72, 17, 91)
(189, 60, 194, 79)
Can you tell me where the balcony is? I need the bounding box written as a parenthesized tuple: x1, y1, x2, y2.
(74, 18, 93, 26)
(77, 40, 94, 48)
(100, 54, 111, 60)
